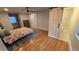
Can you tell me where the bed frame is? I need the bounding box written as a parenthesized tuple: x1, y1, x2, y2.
(0, 33, 33, 50)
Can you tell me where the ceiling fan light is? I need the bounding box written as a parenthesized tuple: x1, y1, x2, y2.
(4, 8, 8, 11)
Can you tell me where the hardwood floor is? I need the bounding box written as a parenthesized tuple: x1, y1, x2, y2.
(16, 29, 68, 51)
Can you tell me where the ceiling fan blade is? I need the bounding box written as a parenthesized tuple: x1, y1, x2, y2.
(29, 11, 37, 12)
(26, 7, 29, 12)
(25, 7, 37, 13)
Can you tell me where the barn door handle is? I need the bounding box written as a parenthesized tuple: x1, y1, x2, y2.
(58, 24, 60, 28)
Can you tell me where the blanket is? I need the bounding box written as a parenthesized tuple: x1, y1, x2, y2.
(3, 27, 33, 44)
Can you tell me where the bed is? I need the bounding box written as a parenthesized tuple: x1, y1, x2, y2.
(0, 27, 33, 44)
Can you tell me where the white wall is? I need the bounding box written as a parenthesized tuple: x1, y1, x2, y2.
(59, 8, 79, 51)
(29, 10, 49, 30)
(37, 10, 49, 30)
(68, 8, 79, 51)
(19, 13, 29, 27)
(59, 8, 73, 42)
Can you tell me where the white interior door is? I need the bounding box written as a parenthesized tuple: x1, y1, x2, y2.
(48, 8, 63, 38)
(29, 13, 38, 28)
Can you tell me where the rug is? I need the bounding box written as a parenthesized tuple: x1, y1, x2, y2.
(5, 32, 38, 51)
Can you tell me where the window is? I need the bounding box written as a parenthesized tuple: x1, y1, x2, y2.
(8, 14, 21, 29)
(9, 16, 17, 23)
(75, 26, 79, 40)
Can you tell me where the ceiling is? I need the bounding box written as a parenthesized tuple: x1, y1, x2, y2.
(0, 7, 49, 13)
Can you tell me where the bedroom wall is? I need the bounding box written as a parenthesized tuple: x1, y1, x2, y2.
(28, 10, 49, 30)
(68, 8, 79, 51)
(59, 8, 73, 42)
(19, 13, 29, 27)
(0, 13, 13, 29)
(37, 10, 49, 30)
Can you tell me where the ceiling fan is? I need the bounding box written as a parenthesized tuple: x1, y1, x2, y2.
(25, 7, 37, 13)
(0, 8, 8, 13)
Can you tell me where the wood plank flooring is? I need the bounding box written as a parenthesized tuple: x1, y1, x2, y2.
(16, 29, 68, 51)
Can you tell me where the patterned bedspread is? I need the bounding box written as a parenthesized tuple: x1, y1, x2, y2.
(3, 27, 33, 44)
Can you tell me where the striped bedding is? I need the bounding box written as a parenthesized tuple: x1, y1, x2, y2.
(3, 27, 33, 44)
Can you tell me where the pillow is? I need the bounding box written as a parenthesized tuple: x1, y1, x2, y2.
(0, 31, 5, 37)
(3, 30, 11, 36)
(0, 27, 1, 30)
(0, 23, 4, 29)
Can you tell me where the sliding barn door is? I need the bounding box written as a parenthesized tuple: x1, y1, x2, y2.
(48, 8, 63, 38)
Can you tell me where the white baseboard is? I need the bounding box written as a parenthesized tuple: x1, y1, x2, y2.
(66, 35, 72, 51)
(68, 37, 72, 51)
(38, 27, 48, 31)
(48, 34, 59, 39)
